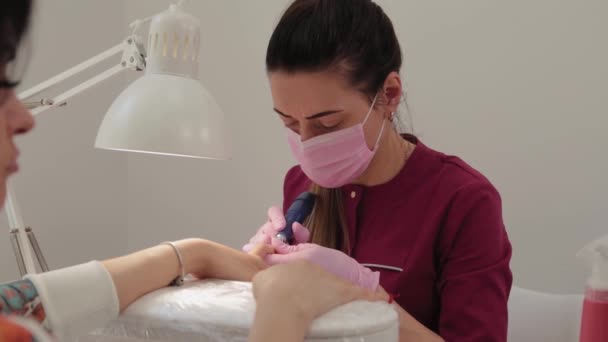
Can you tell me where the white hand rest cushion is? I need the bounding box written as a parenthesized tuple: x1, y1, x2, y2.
(86, 279, 398, 342)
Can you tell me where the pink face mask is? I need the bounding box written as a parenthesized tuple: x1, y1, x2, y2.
(287, 95, 386, 188)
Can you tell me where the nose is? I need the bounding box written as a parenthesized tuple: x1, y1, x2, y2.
(298, 125, 317, 142)
(7, 90, 34, 136)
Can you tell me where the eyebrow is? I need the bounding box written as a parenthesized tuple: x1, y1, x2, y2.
(273, 108, 344, 120)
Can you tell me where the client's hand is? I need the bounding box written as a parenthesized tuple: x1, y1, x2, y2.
(264, 242, 380, 291)
(243, 206, 310, 252)
(180, 239, 269, 282)
(249, 261, 389, 342)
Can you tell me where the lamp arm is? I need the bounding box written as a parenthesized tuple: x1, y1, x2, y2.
(8, 32, 148, 275)
(20, 34, 147, 116)
(6, 183, 36, 275)
(29, 64, 125, 116)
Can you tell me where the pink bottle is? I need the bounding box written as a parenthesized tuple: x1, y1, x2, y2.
(578, 235, 608, 342)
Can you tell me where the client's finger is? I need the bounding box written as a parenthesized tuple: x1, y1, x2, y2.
(249, 243, 275, 259)
(371, 288, 391, 302)
(243, 234, 271, 252)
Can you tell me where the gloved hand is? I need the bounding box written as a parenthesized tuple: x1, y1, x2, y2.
(242, 206, 310, 253)
(264, 241, 380, 291)
(252, 261, 389, 334)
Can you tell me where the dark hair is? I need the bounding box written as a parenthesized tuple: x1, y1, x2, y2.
(266, 0, 402, 98)
(266, 0, 403, 252)
(0, 0, 32, 63)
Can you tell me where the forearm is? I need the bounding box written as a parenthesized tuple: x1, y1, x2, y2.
(102, 238, 205, 312)
(102, 238, 265, 312)
(393, 303, 444, 342)
(250, 303, 311, 342)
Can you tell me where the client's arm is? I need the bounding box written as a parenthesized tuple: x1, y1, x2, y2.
(15, 238, 267, 341)
(103, 238, 267, 311)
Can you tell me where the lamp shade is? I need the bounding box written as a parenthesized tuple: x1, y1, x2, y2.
(95, 73, 230, 159)
(95, 3, 231, 160)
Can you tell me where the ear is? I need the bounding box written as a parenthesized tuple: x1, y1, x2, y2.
(381, 72, 402, 119)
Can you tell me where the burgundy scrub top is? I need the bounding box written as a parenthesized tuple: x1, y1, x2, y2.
(283, 136, 512, 342)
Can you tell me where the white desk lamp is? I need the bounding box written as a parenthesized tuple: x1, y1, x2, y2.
(8, 1, 231, 276)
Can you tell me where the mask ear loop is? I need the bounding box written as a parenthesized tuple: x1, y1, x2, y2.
(373, 118, 387, 149)
(362, 94, 386, 150)
(362, 94, 379, 126)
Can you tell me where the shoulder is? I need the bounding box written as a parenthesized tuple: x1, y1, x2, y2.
(414, 143, 506, 244)
(416, 144, 509, 255)
(417, 142, 501, 206)
(412, 145, 511, 277)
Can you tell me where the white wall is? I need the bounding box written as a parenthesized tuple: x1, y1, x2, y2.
(125, 0, 607, 294)
(0, 0, 129, 281)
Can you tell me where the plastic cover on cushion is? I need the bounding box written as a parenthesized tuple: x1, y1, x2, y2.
(80, 279, 398, 342)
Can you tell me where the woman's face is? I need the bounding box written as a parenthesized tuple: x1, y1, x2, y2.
(269, 71, 389, 149)
(0, 64, 34, 207)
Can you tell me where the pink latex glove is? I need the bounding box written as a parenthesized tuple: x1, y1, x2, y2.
(265, 241, 380, 291)
(242, 206, 310, 253)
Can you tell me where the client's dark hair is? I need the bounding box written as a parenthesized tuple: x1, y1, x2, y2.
(0, 0, 33, 64)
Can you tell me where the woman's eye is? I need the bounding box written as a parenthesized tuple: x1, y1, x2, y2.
(285, 120, 299, 131)
(317, 120, 341, 131)
(323, 122, 340, 129)
(316, 114, 343, 130)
